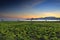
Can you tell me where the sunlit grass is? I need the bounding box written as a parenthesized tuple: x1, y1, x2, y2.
(0, 21, 60, 40)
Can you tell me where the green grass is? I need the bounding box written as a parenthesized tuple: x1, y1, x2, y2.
(0, 21, 60, 40)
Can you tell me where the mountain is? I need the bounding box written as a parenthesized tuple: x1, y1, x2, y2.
(26, 17, 60, 20)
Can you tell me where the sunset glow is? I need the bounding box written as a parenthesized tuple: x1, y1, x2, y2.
(0, 0, 60, 18)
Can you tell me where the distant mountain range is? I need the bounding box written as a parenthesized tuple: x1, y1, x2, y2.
(27, 17, 60, 20)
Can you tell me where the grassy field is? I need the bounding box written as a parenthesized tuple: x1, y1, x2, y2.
(0, 21, 60, 40)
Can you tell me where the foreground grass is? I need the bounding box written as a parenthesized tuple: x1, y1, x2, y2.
(0, 21, 60, 40)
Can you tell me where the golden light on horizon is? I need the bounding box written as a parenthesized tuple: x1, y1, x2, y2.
(2, 12, 60, 18)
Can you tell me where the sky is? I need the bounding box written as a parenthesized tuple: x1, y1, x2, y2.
(0, 0, 60, 18)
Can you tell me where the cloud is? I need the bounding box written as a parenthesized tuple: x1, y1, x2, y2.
(31, 0, 45, 7)
(0, 0, 60, 18)
(20, 0, 45, 13)
(21, 0, 44, 8)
